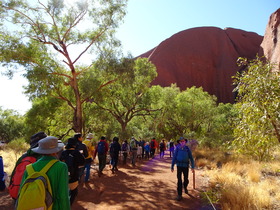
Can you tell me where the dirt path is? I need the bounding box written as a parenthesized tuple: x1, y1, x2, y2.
(73, 154, 210, 210)
(0, 153, 211, 210)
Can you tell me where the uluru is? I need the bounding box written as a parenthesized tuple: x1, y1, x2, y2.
(139, 26, 263, 103)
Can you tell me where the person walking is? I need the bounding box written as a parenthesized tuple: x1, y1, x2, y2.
(139, 139, 145, 159)
(20, 136, 70, 209)
(60, 137, 85, 205)
(121, 140, 129, 164)
(83, 133, 95, 182)
(130, 137, 138, 166)
(74, 133, 88, 182)
(169, 140, 175, 158)
(159, 139, 166, 158)
(109, 137, 121, 173)
(93, 136, 108, 177)
(171, 137, 195, 201)
(150, 138, 157, 158)
(144, 142, 150, 159)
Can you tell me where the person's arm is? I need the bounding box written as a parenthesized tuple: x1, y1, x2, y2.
(171, 147, 178, 172)
(83, 144, 89, 158)
(56, 163, 71, 210)
(188, 148, 195, 172)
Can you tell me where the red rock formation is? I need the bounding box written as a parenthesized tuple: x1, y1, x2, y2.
(139, 27, 263, 103)
(260, 8, 280, 69)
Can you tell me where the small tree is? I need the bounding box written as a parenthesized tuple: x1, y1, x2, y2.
(0, 107, 25, 143)
(233, 57, 280, 160)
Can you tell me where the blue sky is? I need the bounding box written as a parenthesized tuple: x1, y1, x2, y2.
(116, 0, 279, 56)
(0, 0, 279, 114)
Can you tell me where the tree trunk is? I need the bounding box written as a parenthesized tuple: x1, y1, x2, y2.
(72, 74, 83, 133)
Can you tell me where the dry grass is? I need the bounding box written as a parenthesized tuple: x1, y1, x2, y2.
(195, 147, 280, 210)
(0, 147, 26, 176)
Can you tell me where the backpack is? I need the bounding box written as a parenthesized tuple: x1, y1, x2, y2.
(16, 159, 58, 210)
(159, 142, 164, 149)
(83, 139, 93, 159)
(130, 140, 136, 149)
(121, 143, 127, 151)
(8, 155, 37, 199)
(63, 151, 75, 179)
(97, 141, 106, 155)
(150, 140, 155, 148)
(109, 143, 115, 154)
(176, 146, 190, 163)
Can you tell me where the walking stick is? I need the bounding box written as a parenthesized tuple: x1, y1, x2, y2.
(193, 170, 195, 189)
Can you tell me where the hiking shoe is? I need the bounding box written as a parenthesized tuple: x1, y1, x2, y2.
(185, 188, 188, 194)
(176, 195, 182, 201)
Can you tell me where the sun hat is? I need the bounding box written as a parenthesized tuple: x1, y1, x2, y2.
(179, 137, 185, 141)
(31, 136, 64, 154)
(86, 133, 94, 139)
(30, 131, 47, 148)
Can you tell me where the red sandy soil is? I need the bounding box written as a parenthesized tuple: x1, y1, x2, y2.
(0, 153, 212, 210)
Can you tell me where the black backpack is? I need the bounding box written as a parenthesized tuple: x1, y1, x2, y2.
(150, 140, 155, 148)
(62, 151, 75, 178)
(160, 142, 164, 149)
(121, 143, 127, 151)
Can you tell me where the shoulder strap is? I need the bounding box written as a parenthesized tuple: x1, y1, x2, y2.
(41, 159, 58, 174)
(26, 159, 58, 175)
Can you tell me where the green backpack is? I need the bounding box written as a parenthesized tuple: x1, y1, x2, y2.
(16, 159, 58, 210)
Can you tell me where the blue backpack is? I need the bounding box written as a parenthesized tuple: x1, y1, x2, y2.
(97, 141, 106, 155)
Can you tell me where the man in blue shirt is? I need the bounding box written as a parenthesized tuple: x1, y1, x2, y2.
(171, 137, 195, 201)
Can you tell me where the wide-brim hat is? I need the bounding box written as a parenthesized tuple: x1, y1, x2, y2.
(179, 137, 185, 141)
(86, 133, 94, 139)
(31, 136, 64, 154)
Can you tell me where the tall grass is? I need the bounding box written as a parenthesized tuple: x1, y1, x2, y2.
(195, 147, 280, 210)
(0, 139, 29, 176)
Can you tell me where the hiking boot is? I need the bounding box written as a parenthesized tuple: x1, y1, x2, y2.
(175, 195, 182, 201)
(184, 188, 188, 194)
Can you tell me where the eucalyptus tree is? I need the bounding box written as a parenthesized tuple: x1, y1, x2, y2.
(155, 86, 217, 139)
(90, 57, 158, 139)
(233, 58, 280, 160)
(0, 0, 128, 133)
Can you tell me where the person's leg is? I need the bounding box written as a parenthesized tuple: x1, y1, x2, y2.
(123, 152, 127, 164)
(101, 154, 107, 172)
(132, 150, 137, 165)
(84, 162, 91, 182)
(69, 187, 78, 205)
(78, 166, 85, 182)
(182, 166, 189, 193)
(177, 166, 183, 200)
(115, 156, 119, 170)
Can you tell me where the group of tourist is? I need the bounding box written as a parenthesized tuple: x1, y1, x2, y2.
(5, 132, 195, 209)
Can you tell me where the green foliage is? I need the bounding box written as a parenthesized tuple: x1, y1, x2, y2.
(232, 57, 280, 160)
(0, 0, 128, 132)
(92, 57, 158, 139)
(0, 107, 25, 143)
(154, 86, 221, 141)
